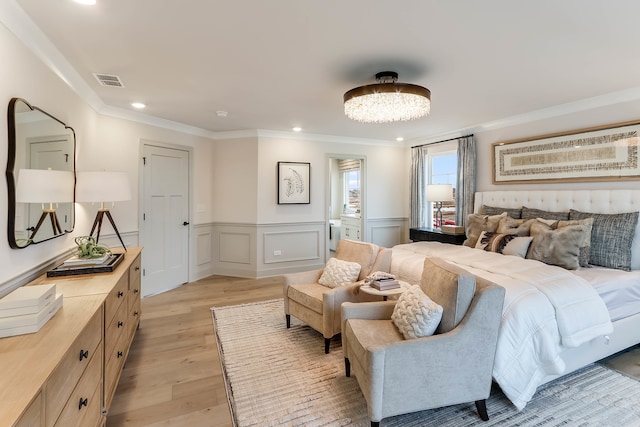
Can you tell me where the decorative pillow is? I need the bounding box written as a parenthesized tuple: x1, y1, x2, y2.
(420, 257, 476, 334)
(497, 217, 536, 236)
(475, 231, 533, 258)
(556, 218, 594, 267)
(318, 257, 361, 288)
(391, 285, 443, 339)
(463, 212, 507, 248)
(526, 222, 587, 270)
(569, 210, 639, 271)
(481, 205, 522, 219)
(521, 207, 570, 221)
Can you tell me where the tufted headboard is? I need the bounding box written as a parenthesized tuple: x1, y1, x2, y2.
(474, 190, 640, 270)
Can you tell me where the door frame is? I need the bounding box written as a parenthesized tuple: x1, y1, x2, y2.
(325, 153, 366, 259)
(139, 139, 194, 288)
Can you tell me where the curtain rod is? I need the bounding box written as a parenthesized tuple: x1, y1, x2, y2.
(411, 133, 474, 149)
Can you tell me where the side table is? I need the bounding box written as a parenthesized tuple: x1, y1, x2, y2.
(409, 227, 466, 245)
(360, 281, 411, 301)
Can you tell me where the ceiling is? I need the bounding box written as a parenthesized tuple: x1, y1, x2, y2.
(10, 0, 640, 143)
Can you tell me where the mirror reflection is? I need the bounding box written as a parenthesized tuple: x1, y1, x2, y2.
(7, 98, 76, 248)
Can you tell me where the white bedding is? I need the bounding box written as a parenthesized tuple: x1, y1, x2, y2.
(391, 242, 613, 410)
(573, 267, 640, 322)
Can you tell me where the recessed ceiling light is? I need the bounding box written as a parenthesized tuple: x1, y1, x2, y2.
(216, 111, 228, 117)
(131, 102, 146, 109)
(292, 127, 302, 132)
(74, 0, 96, 5)
(396, 137, 404, 142)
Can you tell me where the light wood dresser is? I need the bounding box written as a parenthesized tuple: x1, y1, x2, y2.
(0, 247, 142, 427)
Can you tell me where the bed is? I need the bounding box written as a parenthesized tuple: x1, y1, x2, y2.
(391, 189, 640, 410)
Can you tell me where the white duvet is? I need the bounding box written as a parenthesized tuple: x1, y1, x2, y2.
(391, 242, 613, 410)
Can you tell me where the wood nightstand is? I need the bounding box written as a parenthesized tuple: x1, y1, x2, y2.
(409, 227, 466, 245)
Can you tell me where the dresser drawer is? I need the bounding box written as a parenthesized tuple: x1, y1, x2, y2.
(52, 347, 102, 427)
(45, 308, 102, 427)
(128, 297, 141, 338)
(128, 255, 141, 312)
(104, 274, 128, 326)
(104, 326, 129, 409)
(105, 296, 128, 361)
(15, 392, 42, 427)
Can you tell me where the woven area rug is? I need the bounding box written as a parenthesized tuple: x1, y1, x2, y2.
(211, 299, 640, 427)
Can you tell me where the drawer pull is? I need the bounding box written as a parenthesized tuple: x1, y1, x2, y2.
(134, 311, 139, 316)
(79, 349, 89, 361)
(118, 291, 124, 298)
(135, 266, 140, 271)
(118, 321, 124, 328)
(117, 351, 123, 358)
(134, 288, 139, 294)
(78, 397, 88, 410)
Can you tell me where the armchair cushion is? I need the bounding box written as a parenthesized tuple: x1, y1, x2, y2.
(420, 258, 476, 334)
(335, 239, 381, 280)
(318, 257, 362, 288)
(391, 285, 443, 339)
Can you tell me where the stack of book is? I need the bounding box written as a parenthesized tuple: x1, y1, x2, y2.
(61, 253, 111, 268)
(370, 277, 401, 291)
(0, 284, 63, 338)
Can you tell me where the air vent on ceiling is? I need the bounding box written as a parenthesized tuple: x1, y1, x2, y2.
(93, 73, 125, 88)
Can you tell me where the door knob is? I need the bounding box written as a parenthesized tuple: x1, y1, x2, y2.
(183, 221, 190, 226)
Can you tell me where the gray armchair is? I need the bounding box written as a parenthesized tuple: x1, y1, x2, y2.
(342, 257, 505, 426)
(283, 239, 392, 353)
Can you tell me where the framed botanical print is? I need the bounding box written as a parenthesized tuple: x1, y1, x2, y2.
(277, 162, 310, 204)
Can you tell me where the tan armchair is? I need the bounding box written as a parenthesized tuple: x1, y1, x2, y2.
(342, 257, 505, 426)
(283, 239, 392, 353)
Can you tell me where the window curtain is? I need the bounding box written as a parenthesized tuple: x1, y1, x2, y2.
(455, 135, 476, 227)
(410, 145, 429, 228)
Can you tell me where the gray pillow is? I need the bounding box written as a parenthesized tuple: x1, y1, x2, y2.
(522, 206, 570, 221)
(481, 205, 522, 219)
(526, 221, 586, 270)
(420, 257, 476, 334)
(569, 209, 639, 271)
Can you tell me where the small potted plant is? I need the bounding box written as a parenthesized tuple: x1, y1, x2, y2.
(74, 235, 111, 259)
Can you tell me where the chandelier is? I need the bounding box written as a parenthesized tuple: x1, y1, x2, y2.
(343, 71, 431, 123)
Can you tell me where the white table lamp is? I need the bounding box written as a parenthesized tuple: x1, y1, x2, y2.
(76, 171, 131, 249)
(16, 169, 75, 240)
(426, 184, 453, 229)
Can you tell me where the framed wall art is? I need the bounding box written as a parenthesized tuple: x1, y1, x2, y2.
(492, 120, 640, 184)
(277, 161, 310, 204)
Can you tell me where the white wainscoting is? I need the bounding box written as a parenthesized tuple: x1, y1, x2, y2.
(366, 218, 410, 248)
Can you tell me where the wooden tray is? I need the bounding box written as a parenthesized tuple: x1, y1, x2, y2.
(46, 253, 124, 277)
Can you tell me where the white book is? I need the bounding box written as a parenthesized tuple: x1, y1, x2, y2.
(0, 284, 56, 315)
(0, 293, 63, 338)
(62, 253, 110, 267)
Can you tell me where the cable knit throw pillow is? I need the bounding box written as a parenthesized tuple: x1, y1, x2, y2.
(318, 257, 361, 288)
(391, 285, 443, 339)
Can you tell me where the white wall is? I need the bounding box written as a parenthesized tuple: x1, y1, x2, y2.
(474, 99, 640, 191)
(0, 22, 217, 289)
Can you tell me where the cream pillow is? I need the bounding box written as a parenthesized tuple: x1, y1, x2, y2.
(391, 285, 443, 339)
(526, 221, 587, 270)
(475, 231, 533, 258)
(318, 257, 361, 288)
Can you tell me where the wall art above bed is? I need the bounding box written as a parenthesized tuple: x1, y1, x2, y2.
(492, 119, 640, 184)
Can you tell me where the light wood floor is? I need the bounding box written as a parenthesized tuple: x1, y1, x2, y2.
(106, 275, 284, 426)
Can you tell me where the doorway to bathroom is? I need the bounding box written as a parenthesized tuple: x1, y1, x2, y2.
(327, 155, 365, 256)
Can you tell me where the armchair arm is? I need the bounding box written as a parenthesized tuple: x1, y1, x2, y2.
(341, 300, 397, 350)
(283, 268, 323, 314)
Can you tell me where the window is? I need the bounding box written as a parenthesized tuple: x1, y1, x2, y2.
(428, 151, 457, 227)
(343, 169, 360, 213)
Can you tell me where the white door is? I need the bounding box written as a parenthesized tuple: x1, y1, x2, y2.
(141, 144, 190, 297)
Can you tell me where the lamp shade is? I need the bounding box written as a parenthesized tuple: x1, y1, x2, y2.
(426, 184, 453, 202)
(16, 169, 75, 204)
(76, 171, 132, 203)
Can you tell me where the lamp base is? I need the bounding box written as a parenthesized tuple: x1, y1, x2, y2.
(89, 209, 127, 250)
(29, 209, 63, 240)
